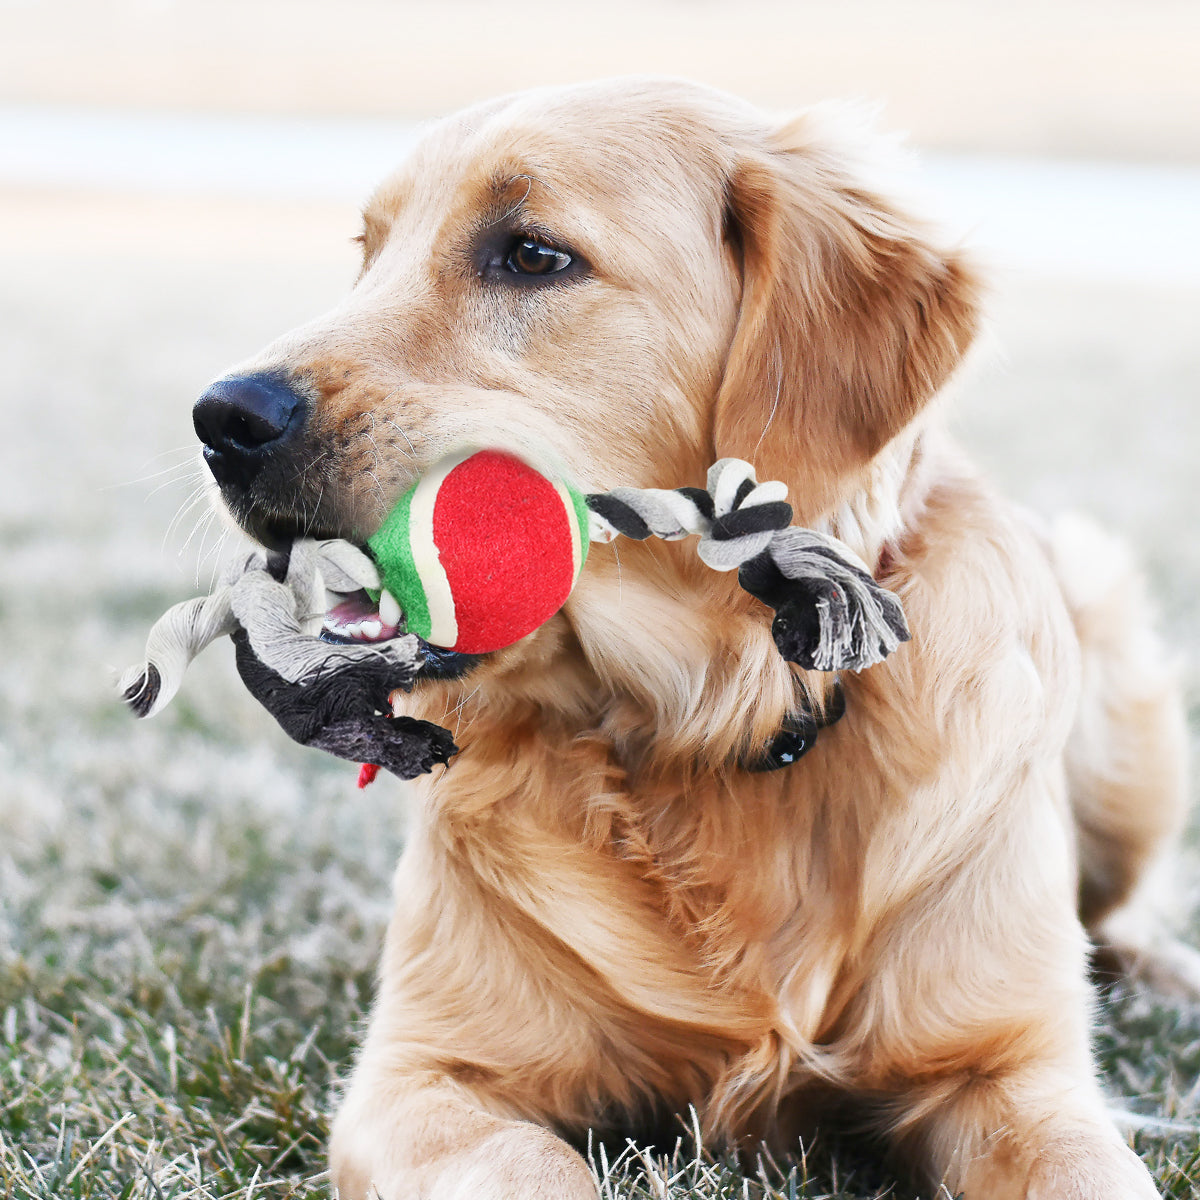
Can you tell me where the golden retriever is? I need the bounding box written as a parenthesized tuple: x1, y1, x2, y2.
(193, 79, 1189, 1198)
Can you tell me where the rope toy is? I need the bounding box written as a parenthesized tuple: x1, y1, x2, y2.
(121, 449, 909, 782)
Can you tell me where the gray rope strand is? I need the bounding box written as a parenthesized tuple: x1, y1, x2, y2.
(119, 585, 239, 717)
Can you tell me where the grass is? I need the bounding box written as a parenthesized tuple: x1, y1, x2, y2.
(1, 252, 1198, 1198)
(2, 921, 1199, 1200)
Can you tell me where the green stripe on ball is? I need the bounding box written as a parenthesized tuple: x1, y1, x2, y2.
(366, 482, 433, 644)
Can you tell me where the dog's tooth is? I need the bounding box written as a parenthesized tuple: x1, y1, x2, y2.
(360, 619, 383, 640)
(344, 621, 363, 638)
(379, 589, 402, 628)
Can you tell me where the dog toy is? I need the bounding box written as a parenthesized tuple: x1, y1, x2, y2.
(120, 539, 456, 780)
(121, 450, 909, 781)
(365, 448, 589, 654)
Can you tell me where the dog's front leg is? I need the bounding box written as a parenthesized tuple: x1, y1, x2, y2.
(854, 786, 1161, 1199)
(330, 1072, 597, 1200)
(329, 818, 601, 1200)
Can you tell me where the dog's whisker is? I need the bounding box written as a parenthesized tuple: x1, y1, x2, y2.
(370, 393, 418, 463)
(158, 480, 210, 532)
(162, 484, 212, 552)
(108, 457, 200, 493)
(487, 173, 536, 227)
(105, 445, 201, 490)
(192, 516, 230, 588)
(450, 682, 483, 722)
(343, 412, 391, 516)
(179, 506, 218, 558)
(145, 462, 207, 504)
(165, 477, 209, 523)
(287, 447, 331, 498)
(752, 334, 785, 462)
(295, 452, 320, 537)
(306, 480, 328, 540)
(450, 686, 483, 741)
(202, 528, 234, 592)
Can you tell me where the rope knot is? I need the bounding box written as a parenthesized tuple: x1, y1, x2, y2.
(583, 458, 908, 673)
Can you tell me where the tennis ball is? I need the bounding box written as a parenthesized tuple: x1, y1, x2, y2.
(366, 448, 590, 654)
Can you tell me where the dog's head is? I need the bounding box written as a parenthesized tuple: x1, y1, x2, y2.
(195, 79, 979, 769)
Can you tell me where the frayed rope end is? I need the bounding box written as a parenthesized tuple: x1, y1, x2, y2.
(121, 664, 162, 719)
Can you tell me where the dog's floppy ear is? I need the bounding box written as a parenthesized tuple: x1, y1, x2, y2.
(715, 115, 981, 520)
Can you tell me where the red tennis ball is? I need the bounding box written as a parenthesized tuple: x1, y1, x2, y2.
(366, 449, 590, 654)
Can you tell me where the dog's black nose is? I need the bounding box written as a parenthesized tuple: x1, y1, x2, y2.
(193, 373, 306, 490)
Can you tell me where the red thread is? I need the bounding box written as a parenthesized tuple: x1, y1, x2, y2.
(357, 762, 381, 789)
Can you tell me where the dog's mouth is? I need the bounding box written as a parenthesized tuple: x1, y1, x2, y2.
(246, 511, 482, 679)
(321, 591, 401, 645)
(299, 541, 483, 682)
(318, 578, 482, 681)
(246, 514, 401, 643)
(252, 520, 400, 644)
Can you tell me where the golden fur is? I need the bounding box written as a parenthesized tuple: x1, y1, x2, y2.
(213, 80, 1189, 1198)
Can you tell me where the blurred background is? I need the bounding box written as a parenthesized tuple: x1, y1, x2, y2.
(1, 2, 1199, 1195)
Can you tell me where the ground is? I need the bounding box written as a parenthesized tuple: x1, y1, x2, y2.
(1, 197, 1198, 1197)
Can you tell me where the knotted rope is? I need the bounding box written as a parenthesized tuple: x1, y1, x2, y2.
(585, 459, 909, 672)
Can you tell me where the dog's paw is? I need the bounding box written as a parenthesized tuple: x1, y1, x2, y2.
(424, 1125, 598, 1200)
(1023, 1133, 1160, 1200)
(331, 1101, 597, 1200)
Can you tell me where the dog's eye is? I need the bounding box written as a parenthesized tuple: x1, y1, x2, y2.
(506, 237, 572, 276)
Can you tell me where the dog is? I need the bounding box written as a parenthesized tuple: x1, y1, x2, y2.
(191, 79, 1190, 1198)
